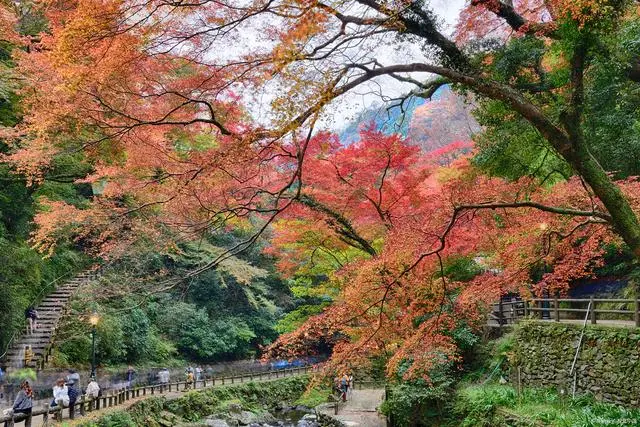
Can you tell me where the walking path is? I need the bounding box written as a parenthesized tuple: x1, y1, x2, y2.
(319, 388, 387, 427)
(0, 366, 314, 426)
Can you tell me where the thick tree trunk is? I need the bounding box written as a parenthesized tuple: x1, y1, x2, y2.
(566, 143, 640, 257)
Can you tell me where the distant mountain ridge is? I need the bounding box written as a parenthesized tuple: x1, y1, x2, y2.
(338, 86, 479, 154)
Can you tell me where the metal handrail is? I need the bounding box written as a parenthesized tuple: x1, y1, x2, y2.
(570, 300, 592, 398)
(0, 270, 75, 361)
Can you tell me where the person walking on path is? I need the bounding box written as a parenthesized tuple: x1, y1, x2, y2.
(2, 380, 33, 427)
(66, 369, 81, 419)
(158, 368, 170, 384)
(52, 378, 69, 421)
(340, 373, 349, 402)
(0, 367, 5, 400)
(67, 381, 80, 419)
(66, 369, 80, 385)
(126, 366, 136, 388)
(24, 307, 38, 335)
(184, 370, 194, 391)
(85, 377, 100, 410)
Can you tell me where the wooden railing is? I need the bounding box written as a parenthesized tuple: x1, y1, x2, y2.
(0, 365, 315, 426)
(490, 297, 640, 327)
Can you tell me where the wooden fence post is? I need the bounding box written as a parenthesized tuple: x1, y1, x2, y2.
(635, 294, 640, 328)
(590, 296, 597, 325)
(554, 295, 560, 322)
(43, 404, 50, 424)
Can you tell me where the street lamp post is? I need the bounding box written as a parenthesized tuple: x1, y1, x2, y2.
(89, 312, 99, 378)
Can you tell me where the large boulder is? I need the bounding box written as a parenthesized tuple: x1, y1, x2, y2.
(205, 418, 232, 427)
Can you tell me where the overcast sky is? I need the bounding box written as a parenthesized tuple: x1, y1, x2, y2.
(323, 0, 466, 130)
(433, 0, 466, 28)
(247, 0, 467, 130)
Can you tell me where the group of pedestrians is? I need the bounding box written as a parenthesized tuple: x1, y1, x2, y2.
(183, 366, 204, 390)
(2, 370, 101, 425)
(335, 373, 354, 402)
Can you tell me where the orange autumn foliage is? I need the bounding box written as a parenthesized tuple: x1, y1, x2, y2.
(8, 0, 640, 380)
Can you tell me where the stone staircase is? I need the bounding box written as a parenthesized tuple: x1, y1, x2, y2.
(1, 271, 96, 371)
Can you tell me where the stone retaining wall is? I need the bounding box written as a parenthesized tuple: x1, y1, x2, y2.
(512, 321, 640, 405)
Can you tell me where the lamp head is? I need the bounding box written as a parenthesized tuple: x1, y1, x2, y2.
(89, 312, 99, 326)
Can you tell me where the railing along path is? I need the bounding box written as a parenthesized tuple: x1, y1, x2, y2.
(0, 366, 315, 426)
(490, 296, 640, 327)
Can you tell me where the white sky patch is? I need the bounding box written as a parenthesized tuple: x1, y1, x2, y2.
(315, 0, 467, 130)
(203, 0, 466, 131)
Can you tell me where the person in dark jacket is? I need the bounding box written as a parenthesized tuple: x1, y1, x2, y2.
(67, 376, 80, 420)
(24, 307, 38, 335)
(3, 380, 33, 426)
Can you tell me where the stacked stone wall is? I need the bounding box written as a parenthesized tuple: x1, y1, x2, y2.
(512, 321, 640, 405)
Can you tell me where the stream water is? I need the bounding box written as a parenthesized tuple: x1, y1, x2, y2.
(205, 407, 321, 427)
(272, 408, 319, 426)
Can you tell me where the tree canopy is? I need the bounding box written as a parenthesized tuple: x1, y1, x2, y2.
(2, 0, 640, 378)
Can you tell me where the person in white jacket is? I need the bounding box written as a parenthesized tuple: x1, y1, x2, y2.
(52, 378, 69, 421)
(85, 377, 100, 398)
(52, 378, 69, 406)
(85, 377, 100, 410)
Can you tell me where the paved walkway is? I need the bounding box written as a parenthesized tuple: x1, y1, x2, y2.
(320, 389, 387, 427)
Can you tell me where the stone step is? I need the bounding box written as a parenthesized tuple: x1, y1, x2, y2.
(39, 300, 68, 305)
(17, 326, 55, 334)
(10, 340, 48, 347)
(47, 293, 73, 298)
(1, 270, 97, 370)
(38, 303, 68, 309)
(51, 287, 77, 291)
(35, 311, 63, 317)
(37, 309, 64, 314)
(6, 348, 46, 357)
(7, 343, 47, 351)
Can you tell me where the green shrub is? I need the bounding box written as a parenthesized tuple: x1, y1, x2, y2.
(451, 383, 640, 426)
(80, 410, 136, 427)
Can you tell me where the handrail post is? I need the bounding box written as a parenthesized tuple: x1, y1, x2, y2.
(590, 296, 597, 325)
(524, 299, 529, 318)
(554, 295, 560, 322)
(43, 404, 50, 423)
(635, 295, 640, 328)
